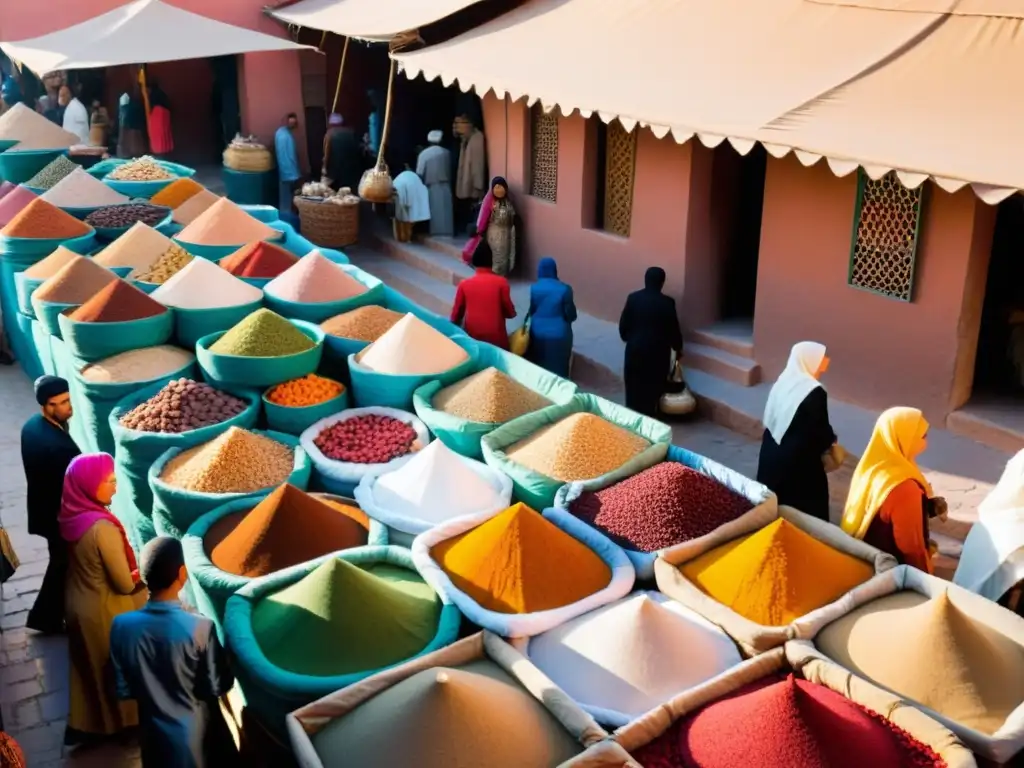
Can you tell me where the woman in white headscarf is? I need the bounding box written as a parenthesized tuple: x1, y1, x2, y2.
(756, 341, 839, 521)
(954, 450, 1024, 605)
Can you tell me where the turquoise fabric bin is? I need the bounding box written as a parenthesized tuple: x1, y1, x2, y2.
(170, 299, 263, 350)
(262, 380, 349, 436)
(223, 167, 274, 206)
(31, 297, 77, 338)
(57, 308, 173, 362)
(15, 271, 43, 317)
(0, 230, 96, 260)
(196, 320, 325, 389)
(0, 149, 67, 184)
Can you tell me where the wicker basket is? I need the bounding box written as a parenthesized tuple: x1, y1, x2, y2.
(223, 145, 274, 173)
(294, 197, 359, 247)
(358, 165, 393, 204)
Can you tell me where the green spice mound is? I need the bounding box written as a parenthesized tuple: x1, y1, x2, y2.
(251, 558, 442, 677)
(209, 308, 315, 357)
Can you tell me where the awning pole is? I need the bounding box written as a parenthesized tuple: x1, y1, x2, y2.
(374, 57, 396, 170)
(330, 36, 350, 116)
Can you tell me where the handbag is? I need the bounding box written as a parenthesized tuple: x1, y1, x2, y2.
(509, 318, 531, 357)
(821, 443, 848, 474)
(660, 352, 696, 416)
(0, 523, 19, 584)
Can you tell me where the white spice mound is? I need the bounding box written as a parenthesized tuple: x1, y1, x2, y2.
(0, 103, 78, 150)
(358, 313, 468, 375)
(93, 223, 172, 271)
(23, 246, 79, 279)
(151, 257, 263, 309)
(79, 345, 195, 384)
(433, 367, 553, 424)
(159, 427, 294, 493)
(42, 168, 129, 207)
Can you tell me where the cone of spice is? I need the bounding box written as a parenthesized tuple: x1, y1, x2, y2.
(1, 198, 91, 239)
(177, 198, 278, 245)
(93, 222, 172, 273)
(68, 279, 168, 323)
(265, 251, 367, 303)
(151, 257, 263, 309)
(321, 305, 404, 342)
(0, 185, 36, 227)
(34, 255, 117, 304)
(0, 181, 16, 201)
(159, 428, 295, 494)
(41, 167, 129, 208)
(433, 368, 553, 424)
(171, 189, 219, 226)
(22, 246, 80, 280)
(220, 240, 297, 278)
(25, 155, 80, 191)
(150, 178, 205, 209)
(358, 314, 468, 375)
(0, 103, 78, 149)
(209, 309, 315, 357)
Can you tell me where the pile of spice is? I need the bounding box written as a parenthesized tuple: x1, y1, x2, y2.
(310, 660, 584, 767)
(265, 374, 343, 407)
(433, 368, 553, 423)
(359, 313, 469, 375)
(314, 414, 419, 464)
(68, 279, 167, 323)
(265, 250, 367, 303)
(132, 243, 193, 285)
(250, 557, 441, 676)
(372, 441, 505, 524)
(171, 189, 219, 226)
(528, 592, 742, 719)
(631, 673, 947, 768)
(150, 178, 204, 209)
(1, 198, 92, 239)
(93, 222, 171, 273)
(680, 518, 874, 626)
(22, 246, 79, 280)
(205, 484, 371, 577)
(0, 186, 37, 227)
(0, 181, 15, 201)
(159, 427, 294, 494)
(85, 202, 168, 229)
(0, 103, 78, 149)
(570, 462, 754, 552)
(320, 305, 404, 342)
(34, 255, 116, 305)
(209, 309, 315, 357)
(107, 156, 174, 181)
(505, 413, 650, 483)
(41, 167, 129, 208)
(150, 257, 262, 309)
(25, 155, 81, 190)
(118, 378, 247, 433)
(176, 198, 278, 245)
(220, 240, 297, 278)
(816, 590, 1024, 735)
(431, 502, 611, 614)
(79, 345, 194, 384)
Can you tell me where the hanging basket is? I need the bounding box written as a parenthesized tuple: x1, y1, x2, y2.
(358, 164, 393, 204)
(223, 145, 274, 173)
(293, 197, 359, 247)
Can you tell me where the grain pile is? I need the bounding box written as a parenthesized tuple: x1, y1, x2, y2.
(321, 305, 403, 342)
(34, 255, 116, 304)
(159, 427, 294, 493)
(41, 168, 128, 208)
(93, 222, 172, 272)
(505, 413, 650, 483)
(570, 462, 754, 552)
(79, 345, 194, 384)
(132, 243, 193, 284)
(25, 155, 80, 190)
(1, 199, 92, 238)
(265, 374, 343, 407)
(210, 309, 315, 357)
(23, 246, 79, 279)
(0, 186, 37, 227)
(313, 414, 419, 464)
(0, 103, 78, 149)
(150, 178, 204, 209)
(220, 241, 297, 278)
(108, 156, 174, 181)
(359, 314, 469, 375)
(433, 368, 553, 423)
(265, 251, 367, 303)
(118, 378, 247, 433)
(150, 257, 262, 309)
(69, 280, 167, 323)
(171, 189, 219, 225)
(85, 203, 168, 228)
(205, 484, 372, 577)
(177, 198, 278, 245)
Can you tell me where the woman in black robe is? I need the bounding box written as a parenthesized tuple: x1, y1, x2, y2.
(756, 341, 838, 521)
(618, 267, 683, 417)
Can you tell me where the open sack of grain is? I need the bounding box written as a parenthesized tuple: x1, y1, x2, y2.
(57, 279, 173, 362)
(412, 502, 635, 637)
(555, 444, 777, 581)
(287, 631, 609, 768)
(654, 506, 898, 657)
(795, 564, 1024, 764)
(562, 643, 976, 768)
(299, 407, 431, 496)
(224, 546, 460, 736)
(262, 251, 384, 323)
(481, 393, 671, 511)
(413, 344, 578, 460)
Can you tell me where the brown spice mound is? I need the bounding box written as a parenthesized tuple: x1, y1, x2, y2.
(433, 367, 553, 424)
(34, 256, 117, 304)
(320, 305, 404, 342)
(69, 280, 167, 323)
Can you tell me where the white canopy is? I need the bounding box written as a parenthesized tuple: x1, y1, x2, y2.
(1, 0, 315, 75)
(269, 0, 483, 42)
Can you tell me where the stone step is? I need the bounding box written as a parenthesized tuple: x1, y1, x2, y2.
(420, 234, 470, 262)
(946, 405, 1024, 455)
(684, 342, 762, 387)
(688, 326, 755, 359)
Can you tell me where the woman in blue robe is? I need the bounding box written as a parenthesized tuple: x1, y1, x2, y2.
(526, 257, 577, 377)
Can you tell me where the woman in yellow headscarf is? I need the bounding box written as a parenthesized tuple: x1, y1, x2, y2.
(841, 407, 946, 573)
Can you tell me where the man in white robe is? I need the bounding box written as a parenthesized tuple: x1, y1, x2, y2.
(416, 130, 454, 236)
(392, 162, 431, 243)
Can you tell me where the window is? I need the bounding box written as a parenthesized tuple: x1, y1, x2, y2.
(529, 104, 558, 202)
(848, 172, 925, 302)
(594, 119, 637, 237)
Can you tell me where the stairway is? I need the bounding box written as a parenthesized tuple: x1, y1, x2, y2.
(686, 321, 761, 387)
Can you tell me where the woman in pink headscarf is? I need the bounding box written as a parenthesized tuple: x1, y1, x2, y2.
(60, 453, 147, 746)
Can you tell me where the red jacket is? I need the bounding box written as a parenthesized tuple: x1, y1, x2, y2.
(451, 268, 516, 349)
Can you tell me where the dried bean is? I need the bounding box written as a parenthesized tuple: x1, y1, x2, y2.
(85, 203, 168, 228)
(118, 378, 247, 434)
(314, 415, 417, 463)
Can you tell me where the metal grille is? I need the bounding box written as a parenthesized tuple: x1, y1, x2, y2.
(603, 121, 637, 237)
(848, 173, 924, 302)
(529, 106, 558, 202)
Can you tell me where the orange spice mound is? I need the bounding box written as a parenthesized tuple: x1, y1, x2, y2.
(220, 240, 297, 278)
(266, 374, 343, 407)
(150, 178, 205, 209)
(1, 198, 91, 238)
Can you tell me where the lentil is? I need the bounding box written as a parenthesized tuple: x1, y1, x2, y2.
(314, 414, 418, 464)
(107, 156, 174, 181)
(150, 178, 204, 209)
(150, 257, 262, 309)
(34, 255, 116, 303)
(264, 250, 367, 303)
(432, 367, 553, 423)
(266, 374, 343, 407)
(359, 313, 469, 375)
(176, 198, 278, 245)
(79, 345, 195, 384)
(171, 189, 219, 225)
(69, 279, 167, 322)
(85, 203, 168, 228)
(41, 168, 128, 207)
(209, 308, 315, 357)
(25, 155, 80, 190)
(1, 198, 92, 238)
(220, 240, 297, 278)
(118, 378, 247, 433)
(569, 462, 754, 552)
(132, 243, 193, 284)
(23, 246, 79, 279)
(93, 222, 172, 271)
(0, 103, 77, 149)
(320, 305, 403, 342)
(159, 426, 294, 493)
(506, 412, 650, 483)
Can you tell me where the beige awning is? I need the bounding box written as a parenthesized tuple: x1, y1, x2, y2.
(1, 0, 315, 75)
(269, 0, 483, 42)
(395, 0, 1024, 202)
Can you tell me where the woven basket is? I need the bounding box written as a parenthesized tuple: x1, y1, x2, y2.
(358, 165, 393, 204)
(294, 197, 359, 247)
(223, 145, 274, 173)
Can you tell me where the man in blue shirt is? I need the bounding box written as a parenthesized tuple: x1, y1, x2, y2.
(274, 112, 301, 216)
(111, 538, 235, 767)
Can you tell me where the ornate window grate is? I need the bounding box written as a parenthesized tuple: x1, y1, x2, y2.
(529, 105, 558, 202)
(603, 121, 637, 237)
(848, 172, 925, 302)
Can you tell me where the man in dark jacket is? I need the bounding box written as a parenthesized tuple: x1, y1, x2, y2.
(618, 267, 683, 417)
(21, 376, 80, 634)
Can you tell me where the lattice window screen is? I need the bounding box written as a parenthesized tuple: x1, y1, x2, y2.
(848, 173, 924, 302)
(603, 121, 637, 237)
(529, 106, 558, 202)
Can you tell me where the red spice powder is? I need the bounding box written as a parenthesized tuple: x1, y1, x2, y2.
(69, 279, 167, 323)
(220, 241, 298, 278)
(631, 674, 946, 768)
(1, 198, 91, 238)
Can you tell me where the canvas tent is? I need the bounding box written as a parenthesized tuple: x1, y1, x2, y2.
(269, 0, 485, 42)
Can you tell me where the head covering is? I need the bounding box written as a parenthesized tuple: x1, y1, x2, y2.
(841, 407, 932, 540)
(762, 342, 827, 442)
(34, 375, 68, 406)
(461, 177, 509, 265)
(427, 130, 443, 144)
(140, 536, 184, 592)
(644, 267, 666, 291)
(491, 176, 509, 194)
(328, 113, 343, 127)
(538, 257, 558, 279)
(471, 239, 494, 269)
